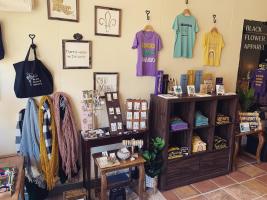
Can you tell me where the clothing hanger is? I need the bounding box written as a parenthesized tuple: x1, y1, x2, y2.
(210, 15, 218, 33)
(183, 0, 191, 16)
(143, 10, 154, 32)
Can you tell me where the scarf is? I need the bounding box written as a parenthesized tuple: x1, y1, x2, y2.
(39, 96, 58, 190)
(16, 109, 25, 153)
(20, 98, 45, 188)
(53, 92, 79, 179)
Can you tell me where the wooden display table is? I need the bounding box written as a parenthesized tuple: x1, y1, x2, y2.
(0, 155, 24, 200)
(81, 130, 148, 198)
(93, 153, 145, 200)
(233, 129, 265, 170)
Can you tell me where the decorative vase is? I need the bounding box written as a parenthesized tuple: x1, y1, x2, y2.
(145, 174, 158, 193)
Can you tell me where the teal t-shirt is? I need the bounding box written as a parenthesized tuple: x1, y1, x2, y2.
(172, 14, 199, 58)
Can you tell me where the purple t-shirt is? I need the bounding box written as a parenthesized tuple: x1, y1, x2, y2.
(132, 31, 162, 76)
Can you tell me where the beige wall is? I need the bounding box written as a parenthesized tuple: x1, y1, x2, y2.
(0, 0, 266, 155)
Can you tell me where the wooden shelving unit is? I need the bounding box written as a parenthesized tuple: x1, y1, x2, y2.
(149, 94, 238, 190)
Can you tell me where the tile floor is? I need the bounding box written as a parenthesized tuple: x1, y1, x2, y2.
(162, 156, 267, 200)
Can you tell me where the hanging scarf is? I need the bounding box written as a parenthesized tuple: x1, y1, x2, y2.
(16, 109, 25, 153)
(20, 98, 45, 188)
(39, 96, 58, 190)
(53, 92, 79, 179)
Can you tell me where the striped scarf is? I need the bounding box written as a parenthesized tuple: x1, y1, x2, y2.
(53, 92, 79, 179)
(39, 96, 58, 190)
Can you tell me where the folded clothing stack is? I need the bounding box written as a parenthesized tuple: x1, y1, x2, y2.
(192, 135, 207, 153)
(216, 113, 230, 125)
(195, 111, 209, 127)
(168, 146, 189, 160)
(214, 136, 228, 150)
(170, 117, 188, 131)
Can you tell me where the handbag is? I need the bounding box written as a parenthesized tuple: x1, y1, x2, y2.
(13, 43, 53, 98)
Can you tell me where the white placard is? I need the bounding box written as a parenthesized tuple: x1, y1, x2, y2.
(63, 40, 92, 69)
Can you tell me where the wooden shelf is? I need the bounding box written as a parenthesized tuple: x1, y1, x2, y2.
(149, 94, 238, 190)
(193, 125, 213, 130)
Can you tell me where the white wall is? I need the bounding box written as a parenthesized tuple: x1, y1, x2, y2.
(0, 0, 266, 155)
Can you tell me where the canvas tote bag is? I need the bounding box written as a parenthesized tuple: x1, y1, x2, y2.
(14, 43, 53, 98)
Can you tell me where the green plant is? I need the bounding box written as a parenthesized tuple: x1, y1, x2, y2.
(238, 88, 255, 111)
(142, 137, 165, 178)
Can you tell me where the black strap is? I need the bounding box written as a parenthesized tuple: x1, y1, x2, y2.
(25, 44, 37, 61)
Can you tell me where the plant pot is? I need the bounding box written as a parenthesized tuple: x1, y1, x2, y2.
(145, 174, 158, 192)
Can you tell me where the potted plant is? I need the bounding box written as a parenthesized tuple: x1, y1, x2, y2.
(142, 137, 165, 191)
(238, 88, 255, 111)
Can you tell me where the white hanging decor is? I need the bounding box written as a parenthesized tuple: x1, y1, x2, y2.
(0, 0, 33, 12)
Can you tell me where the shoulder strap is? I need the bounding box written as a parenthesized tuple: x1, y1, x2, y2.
(25, 44, 37, 61)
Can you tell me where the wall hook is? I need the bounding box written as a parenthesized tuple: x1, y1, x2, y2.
(73, 33, 83, 41)
(145, 10, 150, 20)
(29, 34, 36, 49)
(185, 0, 189, 5)
(213, 14, 217, 24)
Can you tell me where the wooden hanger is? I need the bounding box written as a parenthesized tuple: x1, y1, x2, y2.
(183, 8, 191, 16)
(143, 24, 154, 32)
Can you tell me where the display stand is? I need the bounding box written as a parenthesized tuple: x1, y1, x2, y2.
(81, 130, 148, 198)
(149, 94, 238, 190)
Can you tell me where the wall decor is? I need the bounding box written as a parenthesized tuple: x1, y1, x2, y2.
(95, 6, 121, 37)
(94, 72, 119, 97)
(47, 0, 79, 22)
(0, 0, 32, 12)
(62, 34, 92, 69)
(105, 92, 124, 135)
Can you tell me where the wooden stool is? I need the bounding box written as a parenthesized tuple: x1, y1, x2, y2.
(93, 153, 145, 200)
(233, 130, 265, 170)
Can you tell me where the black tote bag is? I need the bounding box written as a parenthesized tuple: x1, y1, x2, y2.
(13, 44, 53, 98)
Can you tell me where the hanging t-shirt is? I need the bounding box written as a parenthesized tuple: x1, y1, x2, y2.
(132, 31, 162, 76)
(250, 68, 267, 97)
(202, 31, 224, 66)
(172, 14, 199, 58)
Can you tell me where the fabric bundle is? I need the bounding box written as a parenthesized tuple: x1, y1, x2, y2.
(53, 92, 79, 179)
(170, 117, 188, 131)
(192, 135, 207, 153)
(214, 136, 228, 150)
(195, 111, 209, 127)
(39, 96, 58, 190)
(19, 98, 45, 188)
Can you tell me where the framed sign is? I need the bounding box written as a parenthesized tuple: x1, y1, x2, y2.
(62, 40, 92, 69)
(47, 0, 79, 22)
(187, 85, 196, 96)
(240, 122, 250, 133)
(95, 6, 122, 37)
(94, 72, 119, 97)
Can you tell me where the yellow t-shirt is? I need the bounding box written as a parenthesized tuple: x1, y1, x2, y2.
(202, 31, 224, 66)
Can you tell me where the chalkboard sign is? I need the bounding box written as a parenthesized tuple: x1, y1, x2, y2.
(62, 40, 92, 69)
